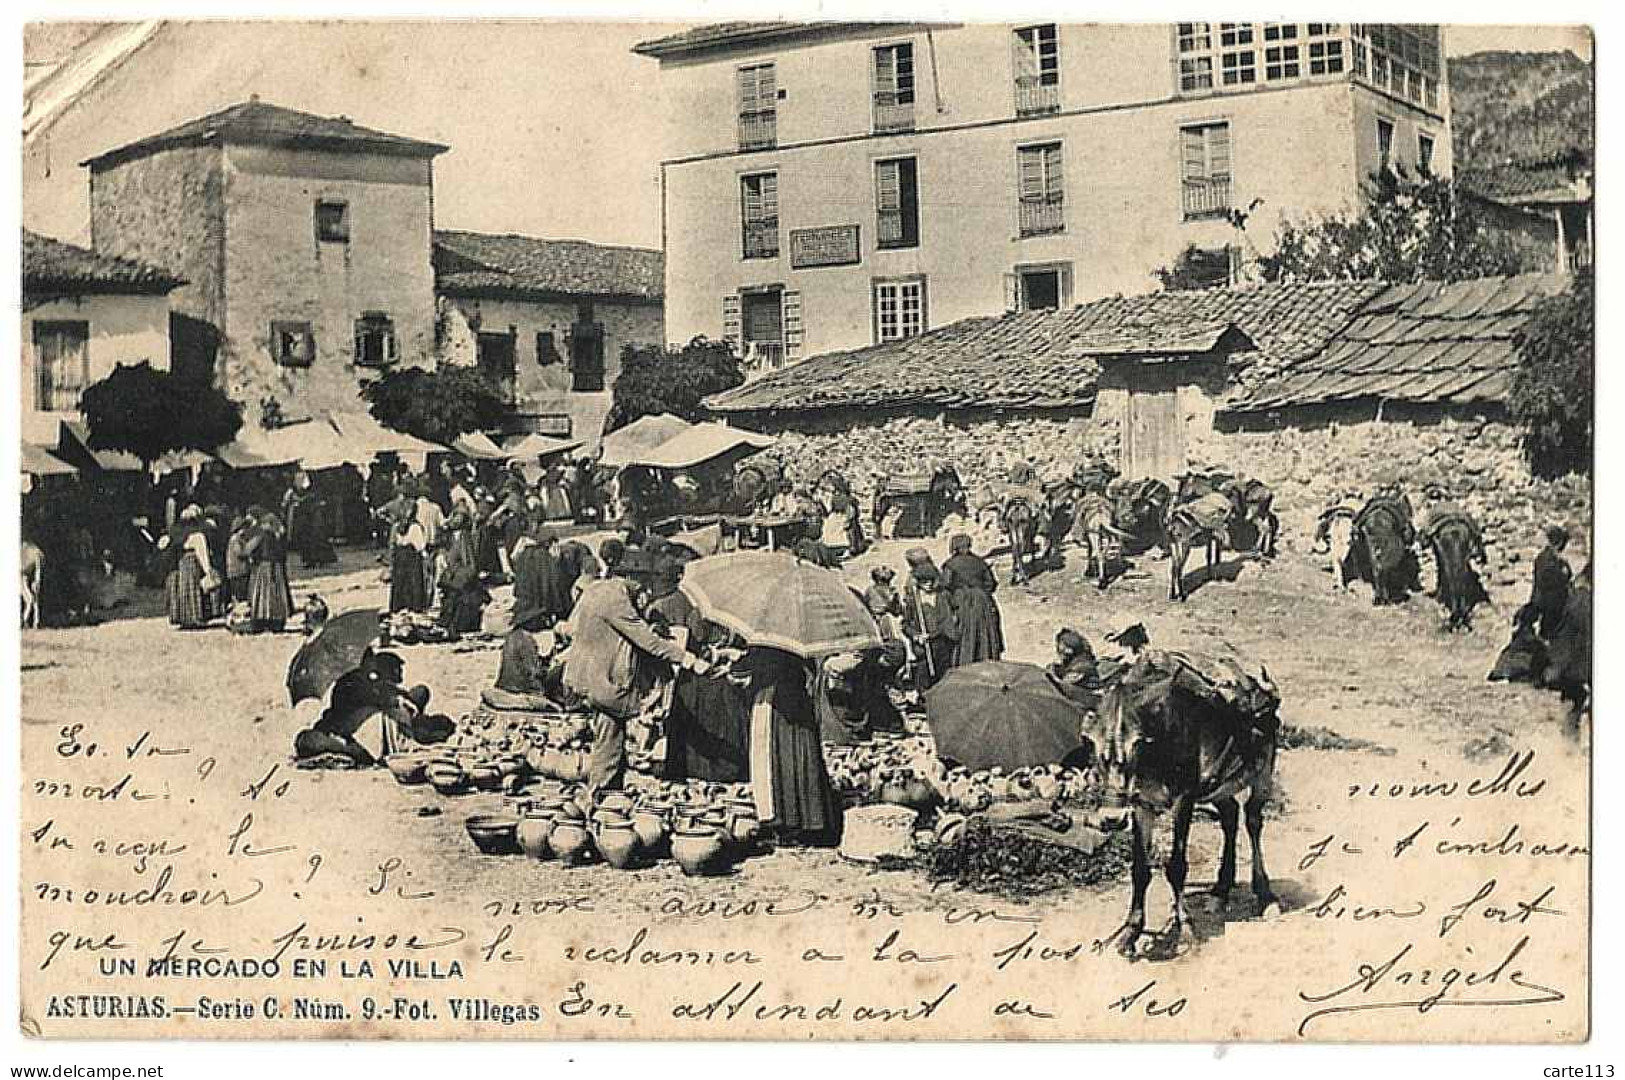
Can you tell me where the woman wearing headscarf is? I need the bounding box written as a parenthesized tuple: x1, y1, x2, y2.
(160, 505, 213, 630)
(900, 549, 956, 691)
(283, 471, 336, 569)
(243, 508, 294, 633)
(388, 511, 430, 614)
(541, 463, 573, 522)
(734, 647, 843, 847)
(941, 532, 1004, 666)
(436, 512, 489, 637)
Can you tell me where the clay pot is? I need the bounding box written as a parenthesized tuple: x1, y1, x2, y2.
(540, 748, 565, 779)
(385, 754, 428, 785)
(549, 818, 591, 863)
(595, 819, 640, 870)
(427, 764, 468, 796)
(726, 803, 762, 847)
(631, 803, 671, 852)
(517, 809, 556, 859)
(671, 825, 726, 877)
(469, 765, 503, 792)
(465, 814, 521, 855)
(598, 792, 636, 817)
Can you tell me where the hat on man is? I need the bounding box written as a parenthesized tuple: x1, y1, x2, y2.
(1105, 621, 1150, 650)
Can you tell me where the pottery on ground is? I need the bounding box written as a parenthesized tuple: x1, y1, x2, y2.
(465, 814, 521, 855)
(385, 754, 429, 785)
(631, 803, 671, 852)
(516, 810, 556, 859)
(671, 825, 726, 877)
(595, 819, 641, 870)
(549, 818, 591, 863)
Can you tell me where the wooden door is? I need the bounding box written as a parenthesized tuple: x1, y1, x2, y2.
(1124, 386, 1184, 481)
(477, 332, 517, 403)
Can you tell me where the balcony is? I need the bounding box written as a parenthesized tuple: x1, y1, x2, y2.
(742, 221, 780, 260)
(738, 109, 777, 151)
(1182, 176, 1233, 220)
(877, 210, 905, 247)
(873, 94, 915, 133)
(741, 340, 786, 380)
(1015, 77, 1061, 117)
(1018, 198, 1065, 237)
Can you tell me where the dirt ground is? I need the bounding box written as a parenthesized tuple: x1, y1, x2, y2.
(17, 532, 1591, 1039)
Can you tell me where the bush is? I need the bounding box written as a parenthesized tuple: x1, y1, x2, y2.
(606, 337, 744, 432)
(1509, 270, 1593, 478)
(80, 361, 243, 463)
(361, 365, 510, 445)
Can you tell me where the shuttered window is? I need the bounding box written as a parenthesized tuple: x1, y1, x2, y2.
(875, 157, 919, 249)
(737, 63, 778, 149)
(872, 43, 916, 131)
(32, 321, 90, 412)
(741, 172, 780, 259)
(1013, 25, 1060, 115)
(1180, 122, 1232, 220)
(1017, 142, 1064, 236)
(722, 294, 742, 347)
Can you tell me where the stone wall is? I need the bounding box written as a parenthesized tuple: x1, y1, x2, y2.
(737, 406, 1592, 603)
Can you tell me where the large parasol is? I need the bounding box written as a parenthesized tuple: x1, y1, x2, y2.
(286, 608, 382, 705)
(678, 551, 882, 659)
(924, 661, 1087, 771)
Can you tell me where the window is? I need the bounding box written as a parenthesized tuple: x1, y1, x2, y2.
(873, 278, 926, 343)
(1014, 264, 1072, 311)
(1308, 40, 1344, 75)
(32, 320, 89, 412)
(314, 200, 349, 243)
(872, 43, 916, 132)
(478, 332, 517, 402)
(1262, 23, 1299, 41)
(1017, 142, 1065, 236)
(740, 172, 779, 259)
(1417, 132, 1435, 173)
(1219, 23, 1253, 46)
(1352, 25, 1442, 112)
(270, 321, 314, 367)
(353, 313, 397, 368)
(875, 157, 919, 249)
(1376, 117, 1395, 169)
(536, 331, 562, 366)
(737, 63, 777, 150)
(1177, 23, 1212, 52)
(1013, 24, 1060, 115)
(1264, 44, 1300, 80)
(1179, 56, 1214, 92)
(1181, 122, 1232, 220)
(1222, 50, 1257, 85)
(724, 288, 801, 374)
(569, 320, 605, 393)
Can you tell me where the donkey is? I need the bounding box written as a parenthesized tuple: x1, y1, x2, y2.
(1311, 505, 1360, 590)
(1071, 491, 1123, 591)
(1000, 495, 1046, 585)
(1352, 496, 1418, 606)
(1110, 478, 1173, 557)
(1088, 651, 1282, 959)
(1165, 492, 1234, 601)
(1424, 514, 1488, 631)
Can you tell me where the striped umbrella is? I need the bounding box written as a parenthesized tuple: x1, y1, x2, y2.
(678, 551, 882, 659)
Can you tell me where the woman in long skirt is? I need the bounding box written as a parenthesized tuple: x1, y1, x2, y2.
(738, 647, 842, 847)
(650, 574, 750, 783)
(941, 532, 1005, 667)
(162, 506, 212, 630)
(389, 517, 429, 614)
(244, 511, 294, 633)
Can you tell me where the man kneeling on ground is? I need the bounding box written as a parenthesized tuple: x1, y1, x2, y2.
(294, 649, 453, 766)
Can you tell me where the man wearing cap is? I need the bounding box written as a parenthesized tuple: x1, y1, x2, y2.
(566, 541, 712, 800)
(900, 549, 956, 691)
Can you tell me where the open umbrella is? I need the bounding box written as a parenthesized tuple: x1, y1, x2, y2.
(286, 608, 382, 705)
(924, 660, 1085, 771)
(678, 550, 882, 659)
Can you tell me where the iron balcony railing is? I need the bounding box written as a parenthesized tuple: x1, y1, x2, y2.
(1182, 176, 1233, 220)
(873, 94, 916, 133)
(742, 220, 780, 259)
(1015, 77, 1061, 116)
(1018, 198, 1065, 236)
(741, 341, 786, 380)
(738, 109, 777, 150)
(877, 210, 906, 247)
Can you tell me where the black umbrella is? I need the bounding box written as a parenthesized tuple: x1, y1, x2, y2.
(924, 660, 1085, 771)
(286, 608, 382, 705)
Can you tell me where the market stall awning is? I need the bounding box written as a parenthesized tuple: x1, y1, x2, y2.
(152, 448, 217, 475)
(215, 423, 308, 469)
(599, 413, 693, 467)
(503, 432, 582, 460)
(326, 410, 445, 458)
(450, 431, 511, 460)
(624, 422, 776, 470)
(21, 441, 77, 477)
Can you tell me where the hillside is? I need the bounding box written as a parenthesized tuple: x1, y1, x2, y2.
(1449, 49, 1593, 169)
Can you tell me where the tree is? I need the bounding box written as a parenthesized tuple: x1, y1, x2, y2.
(361, 365, 510, 445)
(1257, 168, 1539, 283)
(606, 337, 744, 432)
(80, 361, 243, 464)
(1509, 270, 1592, 478)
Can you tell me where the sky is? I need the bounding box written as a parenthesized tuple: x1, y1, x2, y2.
(22, 19, 1595, 251)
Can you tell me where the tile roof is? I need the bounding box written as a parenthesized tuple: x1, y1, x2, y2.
(633, 21, 897, 57)
(22, 228, 183, 294)
(706, 279, 1381, 416)
(82, 98, 448, 170)
(1459, 158, 1592, 206)
(1226, 273, 1569, 413)
(433, 230, 663, 302)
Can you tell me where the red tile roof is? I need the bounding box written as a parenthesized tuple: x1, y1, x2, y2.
(22, 228, 183, 294)
(706, 280, 1381, 416)
(433, 230, 663, 302)
(83, 98, 447, 170)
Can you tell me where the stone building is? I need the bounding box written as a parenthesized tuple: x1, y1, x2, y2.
(432, 230, 665, 446)
(21, 227, 181, 446)
(84, 97, 447, 421)
(636, 21, 1452, 371)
